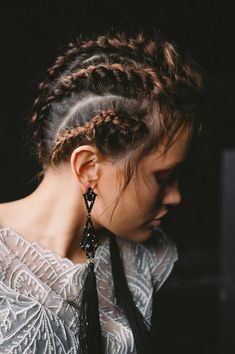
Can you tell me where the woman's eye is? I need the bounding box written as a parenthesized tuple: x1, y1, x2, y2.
(155, 164, 185, 186)
(155, 170, 173, 185)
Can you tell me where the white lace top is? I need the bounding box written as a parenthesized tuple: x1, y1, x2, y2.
(0, 226, 178, 354)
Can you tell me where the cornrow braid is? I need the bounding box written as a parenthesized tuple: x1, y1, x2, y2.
(30, 33, 202, 164)
(47, 41, 83, 78)
(56, 63, 163, 97)
(46, 31, 159, 79)
(30, 63, 163, 153)
(47, 31, 197, 90)
(32, 63, 154, 140)
(49, 109, 149, 164)
(29, 93, 54, 163)
(31, 81, 51, 129)
(31, 59, 201, 160)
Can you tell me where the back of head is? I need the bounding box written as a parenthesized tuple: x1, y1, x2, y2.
(28, 29, 203, 186)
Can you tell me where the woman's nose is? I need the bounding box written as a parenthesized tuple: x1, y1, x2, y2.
(162, 180, 182, 207)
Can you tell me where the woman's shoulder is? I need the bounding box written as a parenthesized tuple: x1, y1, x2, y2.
(116, 227, 178, 293)
(0, 201, 19, 230)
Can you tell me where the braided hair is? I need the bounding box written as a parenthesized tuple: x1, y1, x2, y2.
(27, 29, 203, 354)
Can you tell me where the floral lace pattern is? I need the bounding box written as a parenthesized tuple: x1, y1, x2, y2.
(0, 227, 178, 353)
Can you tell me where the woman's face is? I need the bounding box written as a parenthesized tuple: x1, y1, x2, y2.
(92, 127, 189, 242)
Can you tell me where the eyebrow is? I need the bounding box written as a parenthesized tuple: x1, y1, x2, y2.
(153, 155, 187, 171)
(153, 148, 187, 165)
(156, 162, 182, 171)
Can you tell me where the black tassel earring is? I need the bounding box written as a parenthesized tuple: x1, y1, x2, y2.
(79, 186, 103, 354)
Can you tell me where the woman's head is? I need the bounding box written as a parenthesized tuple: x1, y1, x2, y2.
(28, 30, 203, 241)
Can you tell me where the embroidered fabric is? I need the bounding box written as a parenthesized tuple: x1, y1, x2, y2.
(0, 226, 178, 354)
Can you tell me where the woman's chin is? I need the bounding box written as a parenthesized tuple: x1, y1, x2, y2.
(121, 225, 155, 243)
(102, 224, 155, 243)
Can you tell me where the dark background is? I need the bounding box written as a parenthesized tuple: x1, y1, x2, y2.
(0, 1, 234, 353)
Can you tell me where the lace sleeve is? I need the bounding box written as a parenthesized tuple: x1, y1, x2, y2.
(142, 227, 179, 293)
(0, 280, 80, 353)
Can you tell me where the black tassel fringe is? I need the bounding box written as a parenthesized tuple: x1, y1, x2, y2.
(78, 261, 103, 354)
(109, 234, 152, 354)
(68, 231, 152, 354)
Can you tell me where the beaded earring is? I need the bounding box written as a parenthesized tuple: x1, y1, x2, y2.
(80, 186, 99, 262)
(78, 185, 103, 354)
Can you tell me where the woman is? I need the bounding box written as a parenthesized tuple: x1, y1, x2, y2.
(0, 30, 203, 353)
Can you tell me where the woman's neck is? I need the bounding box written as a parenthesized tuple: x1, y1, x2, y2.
(0, 166, 104, 263)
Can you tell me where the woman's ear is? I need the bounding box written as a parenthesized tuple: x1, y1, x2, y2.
(70, 145, 100, 193)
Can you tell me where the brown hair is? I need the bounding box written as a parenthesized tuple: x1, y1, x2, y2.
(27, 30, 203, 214)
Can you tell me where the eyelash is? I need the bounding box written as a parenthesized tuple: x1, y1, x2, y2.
(155, 165, 184, 186)
(155, 170, 173, 185)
